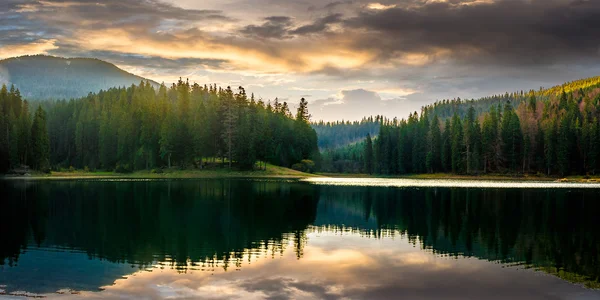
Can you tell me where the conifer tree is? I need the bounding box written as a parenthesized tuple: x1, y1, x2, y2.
(30, 106, 50, 171)
(441, 118, 452, 172)
(221, 87, 237, 168)
(428, 115, 441, 173)
(364, 133, 374, 174)
(16, 100, 31, 166)
(450, 114, 464, 173)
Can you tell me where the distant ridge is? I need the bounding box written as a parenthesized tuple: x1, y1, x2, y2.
(0, 55, 159, 100)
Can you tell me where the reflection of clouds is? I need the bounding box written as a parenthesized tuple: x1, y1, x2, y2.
(54, 230, 600, 300)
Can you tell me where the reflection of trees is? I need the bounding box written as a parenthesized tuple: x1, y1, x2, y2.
(0, 180, 319, 271)
(316, 186, 600, 288)
(2, 181, 599, 289)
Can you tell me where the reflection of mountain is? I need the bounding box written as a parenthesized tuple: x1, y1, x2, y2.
(314, 186, 600, 289)
(1, 180, 600, 294)
(0, 179, 320, 293)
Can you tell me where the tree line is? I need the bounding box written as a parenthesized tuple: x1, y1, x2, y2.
(0, 79, 319, 173)
(354, 88, 600, 176)
(0, 84, 50, 172)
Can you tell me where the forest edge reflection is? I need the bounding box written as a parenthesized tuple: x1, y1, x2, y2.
(1, 179, 599, 297)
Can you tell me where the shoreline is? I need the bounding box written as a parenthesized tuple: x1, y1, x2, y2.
(3, 170, 599, 183)
(1, 164, 321, 180)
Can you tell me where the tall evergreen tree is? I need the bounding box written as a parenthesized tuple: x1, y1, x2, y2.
(450, 114, 464, 173)
(441, 118, 452, 172)
(30, 106, 50, 171)
(16, 100, 31, 166)
(364, 133, 374, 174)
(428, 115, 442, 173)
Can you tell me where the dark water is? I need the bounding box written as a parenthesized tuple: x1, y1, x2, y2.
(1, 179, 600, 299)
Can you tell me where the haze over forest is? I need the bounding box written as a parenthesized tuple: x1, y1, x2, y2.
(2, 0, 600, 121)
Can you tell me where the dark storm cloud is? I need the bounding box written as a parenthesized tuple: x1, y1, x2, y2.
(29, 0, 230, 26)
(2, 0, 231, 40)
(344, 0, 600, 66)
(240, 13, 343, 39)
(289, 14, 343, 35)
(0, 3, 59, 46)
(239, 16, 294, 39)
(324, 1, 352, 10)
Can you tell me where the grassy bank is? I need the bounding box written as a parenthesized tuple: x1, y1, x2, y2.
(3, 164, 320, 180)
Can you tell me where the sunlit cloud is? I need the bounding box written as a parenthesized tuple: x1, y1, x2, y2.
(0, 39, 58, 59)
(366, 3, 397, 10)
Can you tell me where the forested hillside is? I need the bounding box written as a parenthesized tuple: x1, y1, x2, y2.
(312, 117, 380, 149)
(0, 55, 158, 100)
(0, 80, 319, 173)
(327, 77, 600, 176)
(425, 75, 600, 121)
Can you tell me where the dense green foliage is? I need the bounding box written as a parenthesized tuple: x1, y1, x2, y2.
(0, 84, 50, 172)
(317, 77, 600, 174)
(312, 116, 380, 149)
(330, 86, 600, 176)
(1, 79, 319, 173)
(0, 55, 158, 100)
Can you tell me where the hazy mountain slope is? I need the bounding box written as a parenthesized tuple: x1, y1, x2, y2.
(426, 75, 600, 121)
(0, 55, 158, 100)
(312, 117, 380, 150)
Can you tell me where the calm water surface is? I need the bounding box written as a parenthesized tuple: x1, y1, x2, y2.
(1, 178, 600, 299)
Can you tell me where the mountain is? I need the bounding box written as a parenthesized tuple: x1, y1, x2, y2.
(0, 55, 159, 100)
(312, 116, 380, 150)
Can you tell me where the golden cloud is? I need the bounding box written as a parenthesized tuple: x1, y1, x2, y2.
(64, 27, 377, 76)
(0, 39, 59, 59)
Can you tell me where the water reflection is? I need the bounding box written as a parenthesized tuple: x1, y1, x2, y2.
(1, 179, 599, 299)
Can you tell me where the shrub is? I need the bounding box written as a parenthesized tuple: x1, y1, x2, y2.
(151, 168, 163, 174)
(300, 160, 316, 173)
(292, 163, 304, 172)
(292, 160, 316, 173)
(115, 163, 132, 173)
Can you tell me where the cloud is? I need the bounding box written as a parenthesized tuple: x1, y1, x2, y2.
(345, 0, 600, 66)
(0, 39, 58, 59)
(240, 16, 294, 39)
(366, 3, 397, 10)
(289, 14, 343, 35)
(17, 0, 231, 30)
(310, 89, 420, 121)
(240, 13, 343, 39)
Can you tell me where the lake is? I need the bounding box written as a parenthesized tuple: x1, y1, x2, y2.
(1, 178, 600, 299)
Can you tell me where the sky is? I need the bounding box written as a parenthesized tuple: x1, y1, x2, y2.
(1, 0, 600, 121)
